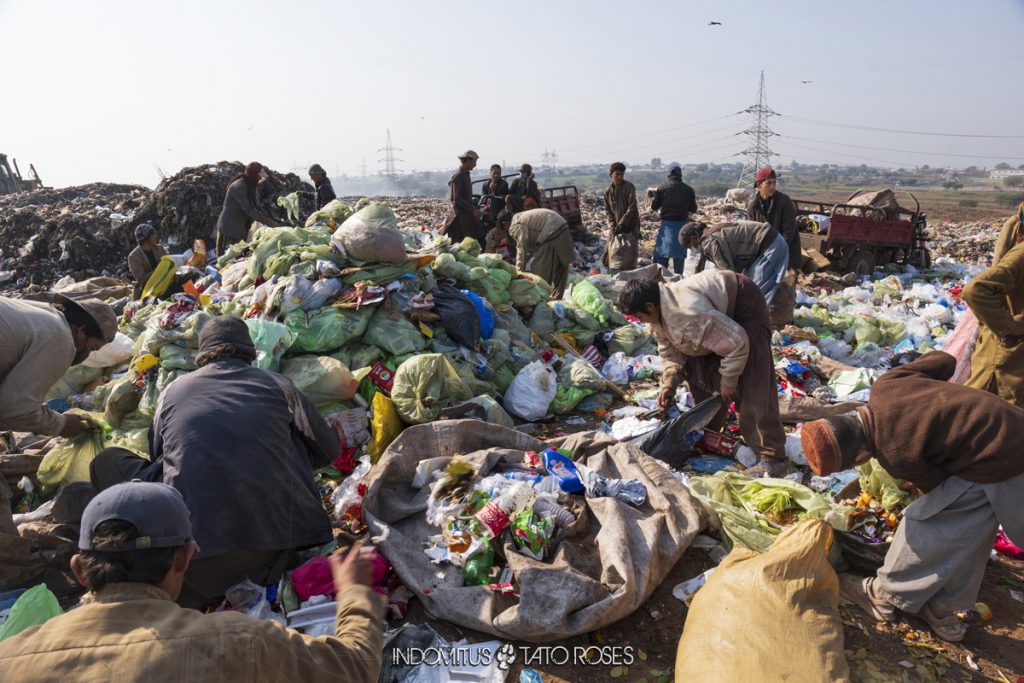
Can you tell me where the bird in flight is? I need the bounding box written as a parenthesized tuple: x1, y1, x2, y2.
(800, 80, 813, 84)
(708, 21, 722, 25)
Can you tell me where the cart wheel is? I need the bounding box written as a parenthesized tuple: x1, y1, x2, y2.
(847, 250, 876, 277)
(909, 248, 931, 270)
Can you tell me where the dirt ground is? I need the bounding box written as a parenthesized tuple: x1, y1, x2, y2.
(408, 545, 1024, 683)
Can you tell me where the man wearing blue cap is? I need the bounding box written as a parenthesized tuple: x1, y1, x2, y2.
(127, 223, 167, 300)
(0, 482, 384, 681)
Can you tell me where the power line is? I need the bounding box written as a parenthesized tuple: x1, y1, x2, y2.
(778, 134, 1024, 161)
(779, 114, 1024, 139)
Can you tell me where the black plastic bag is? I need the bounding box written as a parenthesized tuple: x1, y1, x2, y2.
(632, 396, 723, 464)
(432, 283, 481, 350)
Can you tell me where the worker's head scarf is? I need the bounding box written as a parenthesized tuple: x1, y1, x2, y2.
(134, 223, 156, 244)
(668, 166, 682, 178)
(801, 413, 865, 476)
(993, 201, 1024, 266)
(195, 315, 257, 367)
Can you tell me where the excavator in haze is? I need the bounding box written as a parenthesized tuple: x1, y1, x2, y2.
(0, 154, 45, 194)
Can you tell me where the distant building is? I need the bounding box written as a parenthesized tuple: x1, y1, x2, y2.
(990, 169, 1024, 180)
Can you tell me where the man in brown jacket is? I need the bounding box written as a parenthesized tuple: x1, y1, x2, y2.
(0, 481, 384, 682)
(801, 351, 1024, 642)
(443, 150, 484, 244)
(746, 167, 799, 270)
(127, 223, 168, 300)
(963, 232, 1024, 408)
(603, 162, 641, 273)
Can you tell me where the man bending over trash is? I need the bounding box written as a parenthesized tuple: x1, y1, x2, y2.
(0, 482, 383, 682)
(0, 294, 117, 438)
(801, 350, 1024, 642)
(88, 316, 340, 608)
(619, 274, 788, 476)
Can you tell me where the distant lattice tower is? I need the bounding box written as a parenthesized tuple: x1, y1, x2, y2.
(737, 71, 778, 187)
(378, 129, 403, 189)
(541, 149, 559, 166)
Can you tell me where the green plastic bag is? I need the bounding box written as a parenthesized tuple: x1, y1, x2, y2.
(280, 355, 359, 407)
(45, 365, 105, 401)
(857, 458, 915, 511)
(331, 342, 382, 372)
(558, 358, 607, 391)
(159, 344, 198, 371)
(390, 354, 472, 424)
(550, 385, 596, 415)
(105, 428, 151, 458)
(0, 585, 63, 641)
(305, 198, 353, 228)
(571, 278, 612, 327)
(37, 422, 106, 493)
(276, 192, 301, 223)
(285, 306, 373, 354)
(245, 319, 296, 371)
(607, 324, 651, 355)
(508, 275, 549, 308)
(364, 306, 426, 356)
(687, 472, 845, 552)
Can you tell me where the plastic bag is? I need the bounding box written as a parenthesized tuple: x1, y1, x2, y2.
(857, 458, 914, 511)
(45, 365, 105, 401)
(366, 393, 404, 463)
(159, 344, 198, 371)
(0, 584, 63, 641)
(549, 385, 595, 415)
(460, 289, 493, 341)
(103, 378, 143, 429)
(503, 361, 557, 421)
(140, 256, 177, 299)
(331, 343, 382, 372)
(331, 203, 406, 264)
(432, 253, 472, 281)
(607, 324, 650, 356)
(245, 319, 296, 371)
(285, 306, 373, 354)
(304, 198, 353, 229)
(675, 520, 850, 682)
(364, 305, 427, 356)
(390, 354, 472, 424)
(276, 192, 301, 223)
(558, 358, 606, 391)
(571, 278, 612, 327)
(37, 423, 106, 493)
(83, 333, 135, 369)
(431, 284, 481, 349)
(508, 274, 550, 308)
(280, 356, 359, 406)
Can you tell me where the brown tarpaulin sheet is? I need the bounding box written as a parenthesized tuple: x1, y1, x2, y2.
(361, 420, 706, 641)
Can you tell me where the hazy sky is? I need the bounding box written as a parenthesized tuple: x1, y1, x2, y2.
(2, 0, 1023, 188)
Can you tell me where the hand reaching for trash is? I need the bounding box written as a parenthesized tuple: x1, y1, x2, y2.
(59, 413, 102, 438)
(719, 385, 738, 406)
(657, 387, 676, 417)
(330, 540, 373, 594)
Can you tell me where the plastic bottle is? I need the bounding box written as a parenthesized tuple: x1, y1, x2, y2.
(475, 481, 535, 538)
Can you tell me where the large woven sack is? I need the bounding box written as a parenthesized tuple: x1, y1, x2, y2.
(675, 519, 850, 682)
(362, 421, 706, 641)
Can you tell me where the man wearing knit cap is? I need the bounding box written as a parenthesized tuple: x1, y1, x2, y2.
(88, 316, 340, 608)
(746, 167, 799, 271)
(801, 351, 1024, 642)
(127, 223, 168, 300)
(300, 163, 337, 211)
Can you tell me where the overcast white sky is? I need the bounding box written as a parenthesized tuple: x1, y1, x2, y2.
(2, 0, 1023, 188)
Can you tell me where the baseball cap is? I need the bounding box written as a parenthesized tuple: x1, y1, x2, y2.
(79, 482, 193, 552)
(458, 150, 480, 161)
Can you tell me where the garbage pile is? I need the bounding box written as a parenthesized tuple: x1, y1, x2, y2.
(0, 183, 148, 287)
(131, 161, 307, 247)
(0, 162, 307, 290)
(928, 219, 1004, 264)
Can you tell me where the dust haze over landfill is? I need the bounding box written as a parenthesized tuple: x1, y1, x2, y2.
(2, 0, 1024, 188)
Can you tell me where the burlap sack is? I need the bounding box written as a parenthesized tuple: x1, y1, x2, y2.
(362, 420, 705, 641)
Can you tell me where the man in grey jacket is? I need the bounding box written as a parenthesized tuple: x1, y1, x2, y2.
(0, 295, 117, 438)
(89, 316, 339, 607)
(682, 221, 790, 302)
(215, 162, 283, 252)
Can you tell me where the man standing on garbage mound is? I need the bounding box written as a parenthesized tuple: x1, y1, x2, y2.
(619, 274, 788, 476)
(802, 350, 1024, 643)
(0, 482, 384, 682)
(0, 294, 117, 439)
(88, 316, 340, 608)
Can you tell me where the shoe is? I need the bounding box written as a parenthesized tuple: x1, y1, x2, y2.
(743, 458, 793, 478)
(919, 604, 967, 643)
(839, 574, 897, 623)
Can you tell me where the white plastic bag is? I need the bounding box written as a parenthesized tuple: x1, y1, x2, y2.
(503, 361, 556, 421)
(83, 333, 135, 368)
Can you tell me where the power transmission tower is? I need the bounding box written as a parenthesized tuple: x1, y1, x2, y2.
(541, 149, 559, 165)
(377, 129, 403, 189)
(359, 158, 367, 180)
(737, 71, 778, 187)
